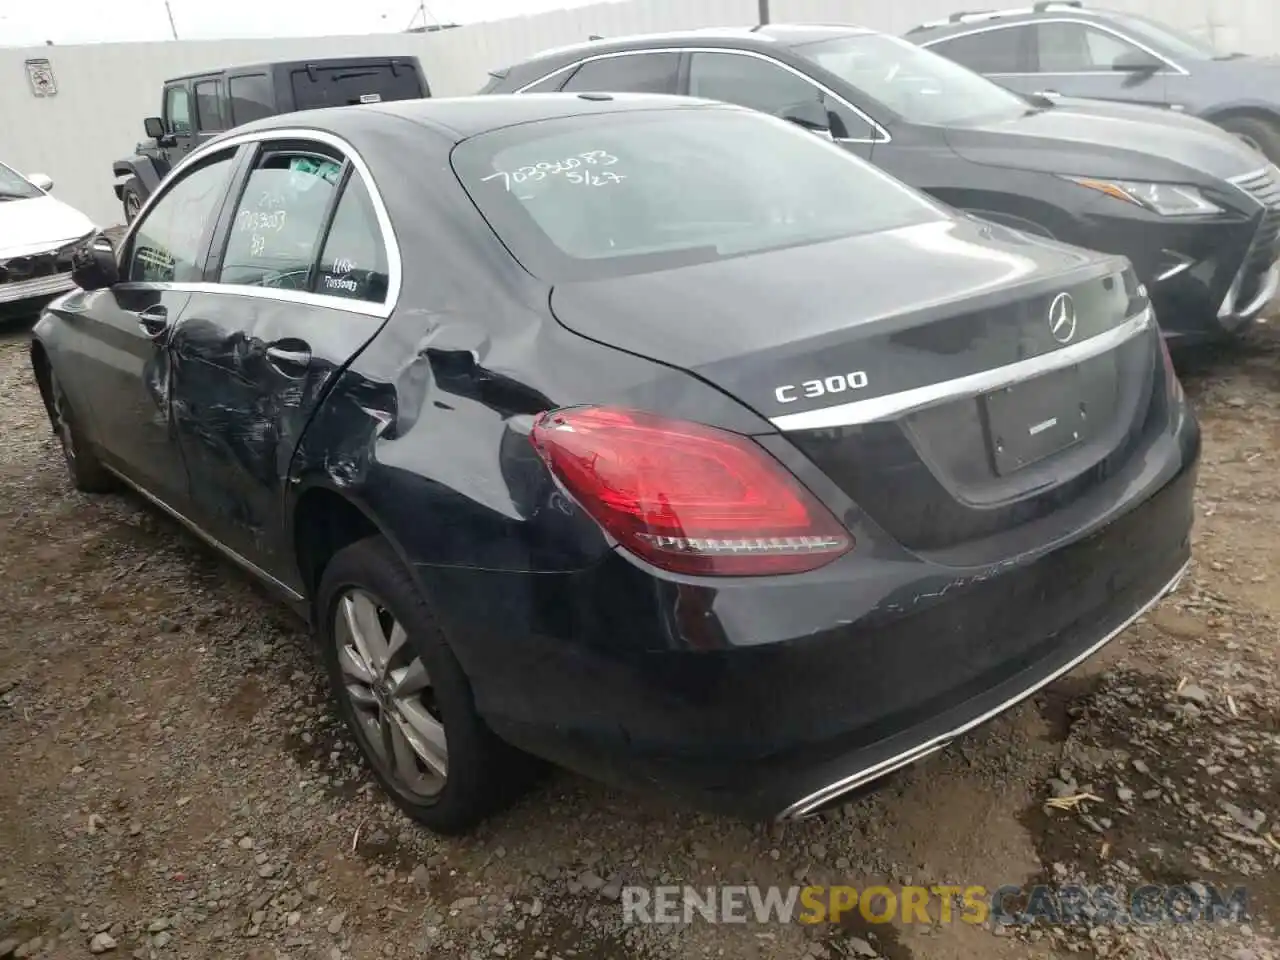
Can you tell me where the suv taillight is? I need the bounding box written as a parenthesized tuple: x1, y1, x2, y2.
(529, 407, 852, 576)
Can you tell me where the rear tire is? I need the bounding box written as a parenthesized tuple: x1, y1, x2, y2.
(46, 368, 115, 493)
(1217, 115, 1280, 165)
(316, 535, 539, 835)
(121, 179, 145, 223)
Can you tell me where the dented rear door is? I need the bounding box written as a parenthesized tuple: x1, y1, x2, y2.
(166, 140, 395, 582)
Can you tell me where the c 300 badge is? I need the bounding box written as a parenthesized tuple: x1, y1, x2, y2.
(775, 370, 869, 404)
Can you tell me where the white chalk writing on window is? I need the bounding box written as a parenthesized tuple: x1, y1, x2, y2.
(480, 151, 625, 191)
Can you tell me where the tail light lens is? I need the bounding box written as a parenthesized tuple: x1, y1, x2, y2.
(528, 407, 852, 576)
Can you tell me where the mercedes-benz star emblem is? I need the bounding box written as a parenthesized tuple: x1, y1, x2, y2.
(1048, 292, 1077, 345)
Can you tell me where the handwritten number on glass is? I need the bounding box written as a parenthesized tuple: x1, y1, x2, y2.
(482, 151, 623, 191)
(565, 171, 626, 187)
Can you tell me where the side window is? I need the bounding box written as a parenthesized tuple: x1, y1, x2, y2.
(1034, 22, 1160, 72)
(165, 85, 192, 135)
(1082, 26, 1161, 69)
(194, 79, 226, 132)
(228, 74, 273, 125)
(128, 153, 236, 283)
(686, 52, 875, 138)
(219, 150, 342, 290)
(825, 101, 879, 141)
(689, 52, 819, 117)
(929, 27, 1029, 73)
(315, 176, 389, 303)
(560, 53, 680, 94)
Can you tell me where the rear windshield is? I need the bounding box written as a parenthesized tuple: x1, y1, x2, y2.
(451, 106, 944, 282)
(289, 62, 424, 110)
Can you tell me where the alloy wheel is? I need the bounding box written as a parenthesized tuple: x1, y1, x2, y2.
(334, 587, 448, 797)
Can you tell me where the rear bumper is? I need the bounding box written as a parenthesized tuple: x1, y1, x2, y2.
(422, 412, 1199, 820)
(776, 555, 1188, 819)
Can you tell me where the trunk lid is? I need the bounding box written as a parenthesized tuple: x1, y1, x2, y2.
(549, 217, 1160, 554)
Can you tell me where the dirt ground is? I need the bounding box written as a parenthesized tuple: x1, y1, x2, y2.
(0, 317, 1276, 960)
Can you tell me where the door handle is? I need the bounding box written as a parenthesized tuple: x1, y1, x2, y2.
(135, 304, 170, 339)
(1034, 89, 1062, 98)
(265, 340, 312, 376)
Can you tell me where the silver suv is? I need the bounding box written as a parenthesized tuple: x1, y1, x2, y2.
(907, 2, 1280, 164)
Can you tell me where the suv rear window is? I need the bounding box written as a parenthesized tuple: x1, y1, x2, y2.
(451, 107, 942, 282)
(290, 62, 424, 110)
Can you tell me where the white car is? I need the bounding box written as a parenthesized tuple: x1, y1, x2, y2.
(1, 162, 96, 311)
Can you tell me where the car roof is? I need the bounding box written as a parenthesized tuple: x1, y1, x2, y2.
(226, 92, 737, 144)
(905, 2, 1125, 38)
(505, 22, 875, 73)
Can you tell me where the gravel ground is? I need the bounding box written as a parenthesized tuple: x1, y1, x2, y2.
(1, 316, 1277, 960)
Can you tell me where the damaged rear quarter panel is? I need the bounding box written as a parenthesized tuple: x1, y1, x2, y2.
(281, 124, 777, 607)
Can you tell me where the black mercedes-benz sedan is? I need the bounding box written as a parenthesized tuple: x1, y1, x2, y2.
(482, 25, 1280, 347)
(31, 93, 1197, 833)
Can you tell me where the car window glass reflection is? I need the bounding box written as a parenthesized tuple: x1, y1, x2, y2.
(166, 87, 192, 134)
(219, 152, 341, 291)
(795, 33, 1030, 125)
(315, 176, 389, 303)
(453, 110, 941, 281)
(129, 154, 236, 283)
(688, 52, 819, 117)
(1035, 22, 1157, 71)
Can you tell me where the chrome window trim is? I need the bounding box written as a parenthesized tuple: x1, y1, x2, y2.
(118, 127, 402, 320)
(919, 17, 1188, 77)
(986, 70, 1180, 77)
(771, 304, 1153, 432)
(513, 47, 892, 145)
(107, 280, 393, 318)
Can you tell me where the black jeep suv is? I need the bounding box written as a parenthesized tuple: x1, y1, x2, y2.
(112, 56, 429, 223)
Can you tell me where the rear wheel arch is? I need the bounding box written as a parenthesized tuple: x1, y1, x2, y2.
(1202, 105, 1280, 126)
(290, 483, 425, 616)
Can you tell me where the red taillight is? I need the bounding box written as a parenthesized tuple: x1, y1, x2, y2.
(528, 407, 853, 576)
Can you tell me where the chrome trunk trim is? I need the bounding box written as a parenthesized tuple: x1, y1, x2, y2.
(771, 306, 1153, 432)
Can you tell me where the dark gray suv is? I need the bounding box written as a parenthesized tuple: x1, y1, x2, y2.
(907, 2, 1280, 164)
